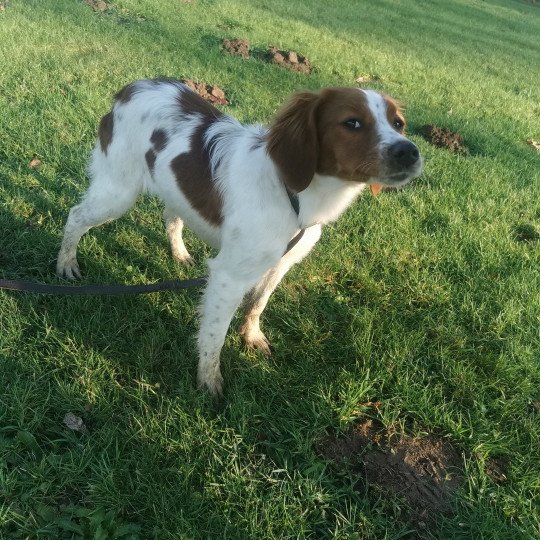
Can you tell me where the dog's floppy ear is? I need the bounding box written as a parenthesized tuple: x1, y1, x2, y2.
(266, 91, 319, 193)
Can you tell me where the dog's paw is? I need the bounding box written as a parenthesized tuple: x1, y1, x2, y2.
(241, 326, 272, 356)
(56, 257, 82, 280)
(173, 251, 195, 266)
(197, 368, 224, 397)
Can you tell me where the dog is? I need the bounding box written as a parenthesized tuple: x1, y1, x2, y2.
(57, 79, 422, 395)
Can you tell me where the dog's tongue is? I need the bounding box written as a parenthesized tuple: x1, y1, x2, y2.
(369, 184, 382, 196)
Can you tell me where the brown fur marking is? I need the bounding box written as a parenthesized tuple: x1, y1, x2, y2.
(171, 88, 224, 226)
(267, 87, 394, 192)
(114, 83, 137, 104)
(98, 112, 114, 154)
(315, 88, 381, 182)
(150, 129, 168, 152)
(266, 92, 320, 193)
(383, 95, 406, 133)
(145, 149, 156, 174)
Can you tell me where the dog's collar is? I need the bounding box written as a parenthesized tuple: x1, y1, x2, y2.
(286, 187, 300, 216)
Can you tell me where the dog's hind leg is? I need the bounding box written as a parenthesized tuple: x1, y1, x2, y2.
(240, 224, 322, 355)
(57, 150, 142, 279)
(163, 207, 193, 265)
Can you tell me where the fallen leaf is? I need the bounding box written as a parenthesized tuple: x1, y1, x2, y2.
(526, 139, 540, 152)
(28, 158, 42, 168)
(63, 412, 88, 433)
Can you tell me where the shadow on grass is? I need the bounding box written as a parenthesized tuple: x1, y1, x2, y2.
(1, 189, 528, 537)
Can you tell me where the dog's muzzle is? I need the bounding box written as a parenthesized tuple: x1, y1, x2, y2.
(381, 140, 423, 184)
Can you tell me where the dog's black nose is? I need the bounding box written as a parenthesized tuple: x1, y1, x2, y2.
(389, 140, 420, 168)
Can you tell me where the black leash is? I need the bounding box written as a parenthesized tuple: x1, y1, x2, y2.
(0, 276, 208, 295)
(0, 187, 305, 296)
(0, 229, 305, 296)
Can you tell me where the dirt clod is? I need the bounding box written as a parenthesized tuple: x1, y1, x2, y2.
(355, 74, 380, 84)
(222, 38, 250, 59)
(320, 419, 463, 524)
(28, 158, 42, 168)
(84, 0, 108, 12)
(513, 223, 539, 242)
(420, 124, 468, 154)
(527, 139, 540, 152)
(266, 47, 312, 74)
(181, 79, 229, 106)
(485, 456, 508, 484)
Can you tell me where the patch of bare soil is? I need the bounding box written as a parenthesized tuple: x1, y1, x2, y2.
(181, 79, 229, 106)
(84, 0, 108, 12)
(265, 47, 312, 74)
(355, 74, 381, 85)
(223, 38, 250, 59)
(28, 158, 42, 169)
(320, 419, 463, 526)
(485, 456, 508, 484)
(512, 223, 539, 243)
(527, 139, 540, 152)
(420, 124, 468, 154)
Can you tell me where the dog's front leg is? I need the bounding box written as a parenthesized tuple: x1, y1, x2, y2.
(241, 225, 322, 355)
(197, 259, 266, 396)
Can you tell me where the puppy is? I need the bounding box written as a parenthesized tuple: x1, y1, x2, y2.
(57, 80, 422, 395)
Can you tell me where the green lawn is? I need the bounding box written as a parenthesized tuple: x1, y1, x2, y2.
(1, 0, 539, 538)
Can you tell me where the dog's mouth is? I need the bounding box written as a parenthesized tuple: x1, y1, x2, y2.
(376, 157, 423, 187)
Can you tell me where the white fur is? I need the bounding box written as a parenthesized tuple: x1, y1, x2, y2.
(57, 81, 420, 395)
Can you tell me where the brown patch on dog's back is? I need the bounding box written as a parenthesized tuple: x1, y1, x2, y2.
(171, 88, 224, 226)
(150, 129, 168, 152)
(114, 83, 137, 104)
(98, 111, 114, 154)
(145, 149, 156, 174)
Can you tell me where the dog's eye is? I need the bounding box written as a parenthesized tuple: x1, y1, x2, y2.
(343, 119, 362, 130)
(393, 118, 405, 130)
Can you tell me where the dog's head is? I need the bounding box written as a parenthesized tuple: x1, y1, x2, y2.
(267, 87, 423, 193)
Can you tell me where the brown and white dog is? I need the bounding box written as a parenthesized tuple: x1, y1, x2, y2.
(57, 79, 422, 395)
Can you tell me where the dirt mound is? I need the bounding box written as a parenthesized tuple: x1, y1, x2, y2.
(84, 0, 108, 11)
(181, 79, 229, 106)
(266, 47, 312, 74)
(420, 124, 468, 154)
(512, 223, 539, 243)
(320, 419, 463, 525)
(485, 456, 508, 484)
(527, 139, 540, 152)
(222, 38, 250, 59)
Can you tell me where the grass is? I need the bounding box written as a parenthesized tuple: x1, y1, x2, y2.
(1, 0, 539, 537)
